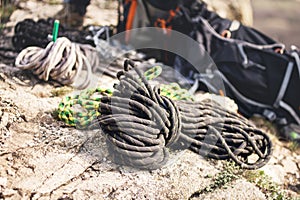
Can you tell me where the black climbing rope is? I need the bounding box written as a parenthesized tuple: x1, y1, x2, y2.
(96, 59, 272, 170)
(12, 18, 114, 51)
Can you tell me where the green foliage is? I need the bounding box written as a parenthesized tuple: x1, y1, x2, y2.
(189, 161, 243, 199)
(0, 23, 5, 32)
(189, 161, 296, 200)
(205, 161, 242, 191)
(287, 141, 299, 152)
(47, 0, 61, 5)
(243, 170, 292, 200)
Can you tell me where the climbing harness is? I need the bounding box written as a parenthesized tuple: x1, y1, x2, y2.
(58, 59, 272, 170)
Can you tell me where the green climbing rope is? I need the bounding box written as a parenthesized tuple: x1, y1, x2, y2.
(159, 83, 194, 101)
(58, 87, 113, 128)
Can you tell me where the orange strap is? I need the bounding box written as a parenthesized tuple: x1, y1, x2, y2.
(167, 7, 180, 23)
(155, 19, 167, 29)
(219, 89, 225, 96)
(125, 0, 137, 42)
(154, 6, 180, 34)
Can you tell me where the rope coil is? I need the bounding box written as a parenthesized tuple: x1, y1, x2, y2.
(15, 37, 99, 89)
(96, 59, 272, 170)
(57, 64, 164, 128)
(98, 60, 182, 169)
(58, 87, 113, 128)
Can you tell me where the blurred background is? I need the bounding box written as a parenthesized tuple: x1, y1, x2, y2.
(252, 0, 300, 48)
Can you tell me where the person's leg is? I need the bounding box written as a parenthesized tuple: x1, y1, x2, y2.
(63, 0, 91, 16)
(55, 0, 91, 29)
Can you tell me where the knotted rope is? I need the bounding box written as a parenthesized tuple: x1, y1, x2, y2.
(96, 59, 272, 170)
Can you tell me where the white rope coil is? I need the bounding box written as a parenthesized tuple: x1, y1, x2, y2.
(15, 37, 95, 89)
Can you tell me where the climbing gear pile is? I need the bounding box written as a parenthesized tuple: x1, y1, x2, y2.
(84, 59, 272, 170)
(13, 16, 273, 169)
(13, 18, 145, 87)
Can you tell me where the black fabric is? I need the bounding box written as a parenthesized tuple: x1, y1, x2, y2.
(146, 0, 180, 10)
(12, 18, 113, 51)
(116, 0, 131, 33)
(171, 1, 300, 127)
(64, 0, 91, 15)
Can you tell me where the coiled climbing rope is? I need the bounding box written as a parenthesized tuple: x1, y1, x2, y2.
(95, 59, 272, 170)
(58, 87, 113, 128)
(57, 65, 178, 128)
(13, 20, 142, 88)
(15, 37, 99, 89)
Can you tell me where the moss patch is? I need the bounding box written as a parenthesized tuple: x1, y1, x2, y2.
(189, 161, 296, 200)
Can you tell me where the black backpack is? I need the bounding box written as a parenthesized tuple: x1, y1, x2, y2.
(117, 0, 300, 141)
(116, 0, 191, 64)
(175, 1, 300, 140)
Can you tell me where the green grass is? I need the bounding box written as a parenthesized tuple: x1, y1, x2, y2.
(189, 161, 243, 199)
(189, 161, 296, 200)
(47, 0, 61, 5)
(243, 170, 294, 200)
(0, 23, 5, 32)
(287, 141, 299, 152)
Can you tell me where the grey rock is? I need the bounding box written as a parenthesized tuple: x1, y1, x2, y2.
(191, 179, 266, 200)
(0, 177, 7, 187)
(2, 188, 18, 199)
(282, 157, 299, 174)
(261, 164, 286, 184)
(0, 1, 299, 200)
(0, 113, 9, 128)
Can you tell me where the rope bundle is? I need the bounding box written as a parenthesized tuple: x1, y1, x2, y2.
(15, 37, 98, 89)
(58, 87, 113, 128)
(97, 59, 272, 170)
(177, 100, 272, 169)
(57, 65, 164, 128)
